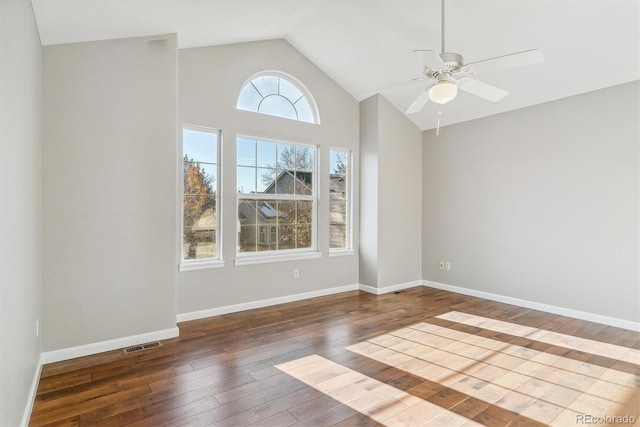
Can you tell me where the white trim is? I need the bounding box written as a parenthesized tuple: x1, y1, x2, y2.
(179, 259, 225, 272)
(359, 280, 423, 295)
(20, 354, 43, 427)
(329, 249, 356, 257)
(41, 327, 179, 364)
(234, 251, 321, 266)
(422, 280, 640, 332)
(177, 284, 359, 322)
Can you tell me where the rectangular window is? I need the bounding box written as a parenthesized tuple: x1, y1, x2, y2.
(329, 148, 351, 251)
(236, 136, 316, 257)
(182, 126, 220, 265)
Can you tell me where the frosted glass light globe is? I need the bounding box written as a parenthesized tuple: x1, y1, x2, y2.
(429, 81, 458, 104)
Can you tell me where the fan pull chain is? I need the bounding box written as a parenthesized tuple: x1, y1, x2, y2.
(436, 104, 442, 136)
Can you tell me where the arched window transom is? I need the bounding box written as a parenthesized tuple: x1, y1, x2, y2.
(237, 72, 320, 124)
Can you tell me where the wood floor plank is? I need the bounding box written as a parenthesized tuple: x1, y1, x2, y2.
(29, 287, 640, 427)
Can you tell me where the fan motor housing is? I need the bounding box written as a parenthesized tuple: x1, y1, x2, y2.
(425, 52, 465, 79)
(440, 52, 464, 71)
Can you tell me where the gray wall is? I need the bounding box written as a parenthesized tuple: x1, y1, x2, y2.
(0, 0, 42, 425)
(360, 95, 422, 289)
(359, 96, 380, 287)
(177, 40, 359, 314)
(42, 35, 178, 350)
(423, 81, 640, 322)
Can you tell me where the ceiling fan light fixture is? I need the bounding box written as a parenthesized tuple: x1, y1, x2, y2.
(429, 80, 457, 104)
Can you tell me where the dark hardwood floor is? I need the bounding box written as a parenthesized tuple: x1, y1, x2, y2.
(29, 287, 640, 426)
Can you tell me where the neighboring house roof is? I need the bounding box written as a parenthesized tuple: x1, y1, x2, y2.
(238, 200, 278, 224)
(263, 170, 312, 195)
(239, 170, 313, 224)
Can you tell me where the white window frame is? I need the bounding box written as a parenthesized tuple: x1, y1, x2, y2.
(235, 134, 320, 266)
(329, 147, 354, 256)
(236, 71, 321, 124)
(179, 124, 224, 272)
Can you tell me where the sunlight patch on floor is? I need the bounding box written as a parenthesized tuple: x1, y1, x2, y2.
(437, 311, 640, 365)
(346, 318, 639, 425)
(276, 354, 483, 426)
(276, 312, 639, 426)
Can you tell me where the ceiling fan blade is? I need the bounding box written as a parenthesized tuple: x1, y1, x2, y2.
(406, 88, 431, 114)
(464, 49, 544, 74)
(457, 78, 508, 102)
(413, 49, 445, 71)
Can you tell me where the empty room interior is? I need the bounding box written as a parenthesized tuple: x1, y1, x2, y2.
(2, 0, 639, 426)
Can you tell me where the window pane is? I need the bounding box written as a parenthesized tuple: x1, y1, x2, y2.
(294, 96, 315, 124)
(257, 167, 277, 193)
(329, 149, 350, 250)
(236, 73, 318, 124)
(259, 95, 297, 120)
(330, 195, 347, 250)
(278, 225, 296, 250)
(277, 143, 297, 170)
(238, 199, 257, 253)
(183, 128, 217, 163)
(237, 166, 256, 193)
(295, 146, 313, 172)
(182, 127, 220, 262)
(251, 75, 278, 96)
(257, 140, 276, 167)
(330, 149, 347, 175)
(237, 137, 256, 166)
(296, 201, 313, 224)
(330, 224, 346, 249)
(271, 169, 294, 195)
(236, 139, 316, 256)
(184, 194, 216, 228)
(278, 201, 295, 225)
(296, 225, 312, 249)
(184, 163, 216, 195)
(294, 172, 313, 195)
(257, 200, 278, 221)
(256, 200, 278, 251)
(183, 228, 216, 260)
(238, 225, 257, 252)
(237, 83, 262, 112)
(278, 77, 303, 102)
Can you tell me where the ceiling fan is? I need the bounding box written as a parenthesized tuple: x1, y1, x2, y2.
(405, 0, 544, 114)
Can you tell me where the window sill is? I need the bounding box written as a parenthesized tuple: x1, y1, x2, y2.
(329, 249, 356, 257)
(179, 260, 225, 272)
(234, 251, 321, 266)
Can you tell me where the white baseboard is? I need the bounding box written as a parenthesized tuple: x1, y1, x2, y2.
(423, 280, 640, 332)
(41, 327, 180, 364)
(20, 354, 43, 427)
(359, 280, 423, 295)
(177, 284, 360, 322)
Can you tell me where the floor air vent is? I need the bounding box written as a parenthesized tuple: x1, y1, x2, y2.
(123, 341, 162, 354)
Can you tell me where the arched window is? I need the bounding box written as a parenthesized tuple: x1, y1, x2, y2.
(237, 71, 320, 124)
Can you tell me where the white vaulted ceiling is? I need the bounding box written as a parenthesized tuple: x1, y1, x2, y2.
(31, 0, 639, 130)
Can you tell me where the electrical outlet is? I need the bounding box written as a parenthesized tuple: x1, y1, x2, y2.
(439, 261, 445, 270)
(445, 262, 451, 271)
(293, 269, 300, 279)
